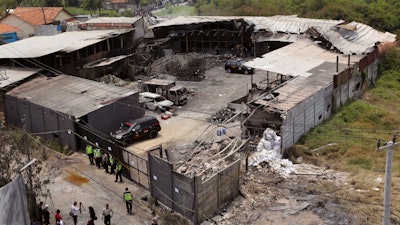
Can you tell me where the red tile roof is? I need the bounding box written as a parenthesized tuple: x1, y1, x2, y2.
(0, 23, 19, 33)
(13, 7, 68, 25)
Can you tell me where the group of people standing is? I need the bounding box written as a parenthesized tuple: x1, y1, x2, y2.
(86, 144, 123, 182)
(69, 201, 113, 225)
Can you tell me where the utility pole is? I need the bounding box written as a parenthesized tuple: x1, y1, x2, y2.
(22, 116, 34, 218)
(376, 135, 399, 225)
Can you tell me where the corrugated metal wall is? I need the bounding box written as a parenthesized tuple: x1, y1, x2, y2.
(281, 65, 366, 152)
(4, 95, 77, 150)
(148, 149, 240, 224)
(86, 93, 144, 135)
(281, 86, 333, 151)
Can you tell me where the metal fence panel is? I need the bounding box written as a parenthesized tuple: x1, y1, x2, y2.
(148, 151, 173, 209)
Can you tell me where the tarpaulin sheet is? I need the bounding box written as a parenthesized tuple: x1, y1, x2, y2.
(0, 176, 31, 225)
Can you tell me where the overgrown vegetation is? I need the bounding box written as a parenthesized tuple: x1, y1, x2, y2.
(153, 4, 197, 17)
(295, 48, 400, 174)
(292, 48, 400, 224)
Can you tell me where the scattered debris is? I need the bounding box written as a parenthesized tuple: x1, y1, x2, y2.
(208, 108, 236, 123)
(249, 128, 295, 178)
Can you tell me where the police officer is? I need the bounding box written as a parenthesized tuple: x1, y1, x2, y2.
(86, 144, 94, 165)
(115, 162, 123, 182)
(109, 155, 115, 174)
(94, 148, 102, 169)
(123, 187, 133, 215)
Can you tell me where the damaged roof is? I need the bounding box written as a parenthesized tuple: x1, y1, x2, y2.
(312, 21, 397, 55)
(0, 29, 132, 58)
(0, 67, 41, 89)
(246, 39, 363, 77)
(6, 74, 137, 118)
(247, 39, 362, 112)
(151, 15, 344, 34)
(152, 15, 396, 55)
(83, 16, 141, 24)
(243, 15, 344, 33)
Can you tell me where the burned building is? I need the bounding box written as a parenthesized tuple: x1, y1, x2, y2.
(0, 29, 135, 79)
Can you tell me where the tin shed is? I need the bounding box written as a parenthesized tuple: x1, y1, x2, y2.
(4, 74, 144, 151)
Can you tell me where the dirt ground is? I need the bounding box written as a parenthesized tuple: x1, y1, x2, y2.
(44, 60, 358, 225)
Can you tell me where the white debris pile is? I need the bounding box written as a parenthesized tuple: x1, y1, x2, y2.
(249, 128, 295, 177)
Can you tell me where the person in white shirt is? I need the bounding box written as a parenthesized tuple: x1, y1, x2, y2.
(70, 201, 79, 225)
(102, 203, 113, 225)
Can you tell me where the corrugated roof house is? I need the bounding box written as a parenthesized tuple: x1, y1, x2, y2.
(5, 74, 144, 150)
(0, 7, 74, 39)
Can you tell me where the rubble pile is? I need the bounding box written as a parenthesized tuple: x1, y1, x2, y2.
(249, 128, 295, 177)
(208, 108, 236, 123)
(98, 74, 129, 86)
(146, 53, 219, 81)
(171, 138, 241, 180)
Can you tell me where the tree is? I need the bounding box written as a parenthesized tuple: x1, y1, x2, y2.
(45, 0, 62, 6)
(0, 129, 48, 223)
(0, 0, 16, 18)
(82, 0, 102, 15)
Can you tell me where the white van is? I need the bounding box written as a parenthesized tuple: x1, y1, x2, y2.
(139, 92, 174, 112)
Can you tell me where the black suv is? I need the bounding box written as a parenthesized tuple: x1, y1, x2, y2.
(110, 115, 161, 146)
(225, 59, 254, 74)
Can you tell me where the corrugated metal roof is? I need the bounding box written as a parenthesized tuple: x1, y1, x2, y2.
(151, 15, 344, 34)
(316, 21, 397, 55)
(0, 67, 40, 88)
(6, 74, 137, 118)
(83, 16, 141, 24)
(247, 39, 363, 112)
(243, 15, 344, 33)
(150, 16, 241, 28)
(245, 39, 363, 77)
(254, 32, 308, 43)
(83, 55, 130, 68)
(0, 29, 132, 58)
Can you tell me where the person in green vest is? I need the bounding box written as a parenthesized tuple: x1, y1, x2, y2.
(93, 148, 102, 169)
(123, 187, 133, 215)
(109, 154, 115, 174)
(115, 161, 123, 182)
(86, 144, 94, 165)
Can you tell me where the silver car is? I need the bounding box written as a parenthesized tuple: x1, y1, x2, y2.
(139, 92, 174, 112)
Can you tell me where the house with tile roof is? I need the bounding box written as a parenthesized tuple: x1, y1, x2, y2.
(0, 23, 19, 44)
(0, 7, 74, 39)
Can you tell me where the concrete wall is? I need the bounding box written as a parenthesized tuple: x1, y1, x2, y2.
(1, 15, 34, 39)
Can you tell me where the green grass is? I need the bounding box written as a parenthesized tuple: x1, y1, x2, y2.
(153, 5, 197, 18)
(296, 48, 400, 175)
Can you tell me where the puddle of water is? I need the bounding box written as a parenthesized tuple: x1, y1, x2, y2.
(64, 170, 89, 186)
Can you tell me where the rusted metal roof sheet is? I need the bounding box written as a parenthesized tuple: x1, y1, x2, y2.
(6, 74, 136, 118)
(0, 29, 132, 58)
(245, 39, 363, 77)
(315, 21, 397, 55)
(0, 67, 40, 89)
